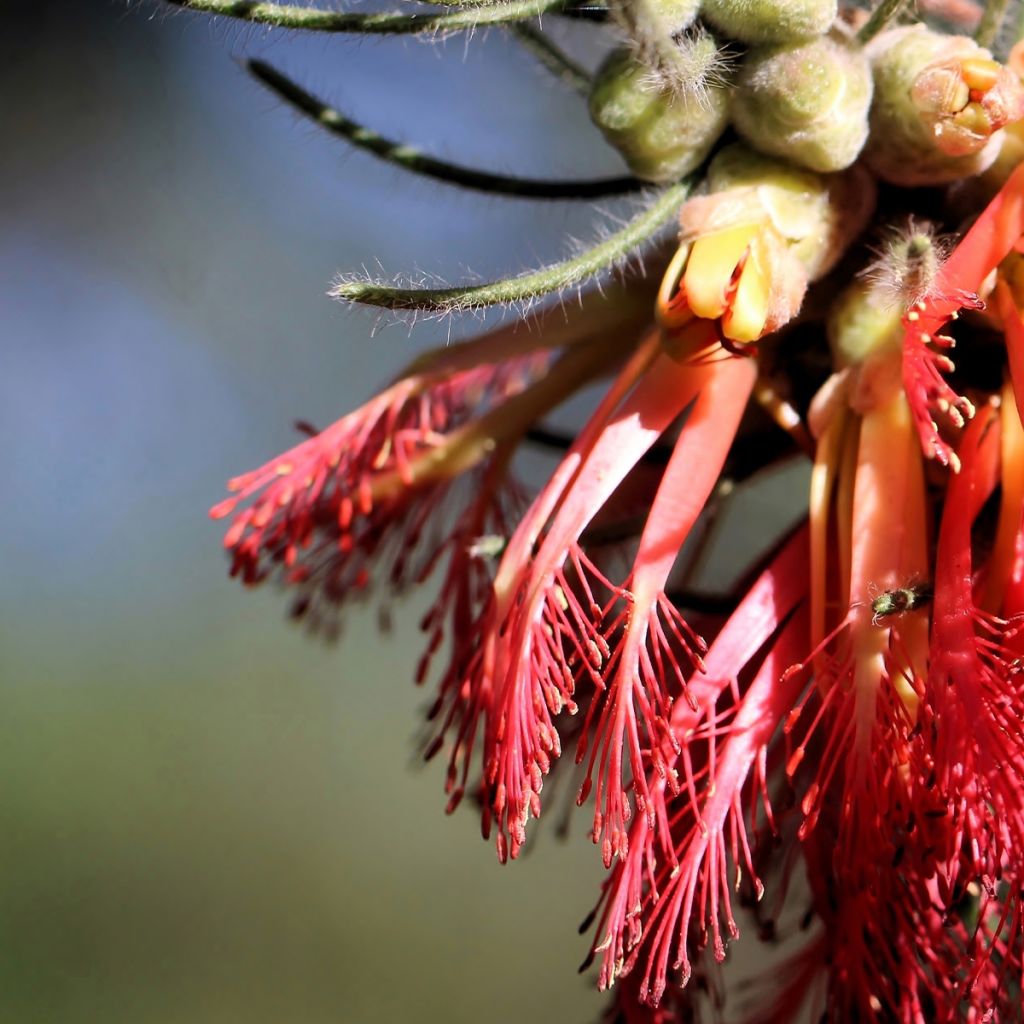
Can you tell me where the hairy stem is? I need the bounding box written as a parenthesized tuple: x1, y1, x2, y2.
(165, 0, 573, 34)
(510, 23, 591, 93)
(249, 61, 635, 198)
(976, 0, 1010, 47)
(331, 179, 691, 312)
(857, 0, 910, 42)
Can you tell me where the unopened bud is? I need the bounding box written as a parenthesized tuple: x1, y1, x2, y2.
(610, 0, 700, 50)
(610, 2, 729, 97)
(828, 280, 902, 370)
(589, 43, 731, 183)
(826, 280, 906, 412)
(732, 31, 872, 172)
(864, 26, 1024, 185)
(861, 221, 946, 309)
(959, 44, 1024, 202)
(700, 0, 836, 46)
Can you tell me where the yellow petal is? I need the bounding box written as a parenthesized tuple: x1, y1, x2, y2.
(721, 241, 770, 343)
(960, 57, 1001, 94)
(683, 222, 760, 321)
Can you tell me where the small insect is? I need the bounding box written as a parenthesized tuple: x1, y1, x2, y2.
(468, 534, 507, 560)
(870, 583, 933, 624)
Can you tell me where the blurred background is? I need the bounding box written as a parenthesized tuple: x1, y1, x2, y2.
(0, 4, 804, 1021)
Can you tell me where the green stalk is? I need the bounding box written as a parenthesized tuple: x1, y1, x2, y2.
(510, 24, 591, 94)
(249, 61, 636, 198)
(331, 179, 691, 312)
(976, 0, 1010, 47)
(857, 0, 910, 42)
(166, 0, 573, 34)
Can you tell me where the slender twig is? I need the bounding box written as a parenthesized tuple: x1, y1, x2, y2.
(331, 179, 691, 313)
(976, 0, 1011, 46)
(555, 2, 609, 19)
(248, 61, 636, 199)
(165, 0, 573, 34)
(510, 23, 591, 94)
(857, 0, 910, 41)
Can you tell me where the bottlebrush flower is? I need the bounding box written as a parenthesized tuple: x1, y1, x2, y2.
(902, 160, 1024, 468)
(432, 327, 757, 862)
(191, 2, 1024, 1019)
(210, 293, 649, 642)
(583, 526, 810, 1000)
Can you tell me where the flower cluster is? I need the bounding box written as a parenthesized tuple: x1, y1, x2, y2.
(189, 0, 1024, 1018)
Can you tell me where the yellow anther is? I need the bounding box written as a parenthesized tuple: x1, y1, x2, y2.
(683, 222, 762, 321)
(960, 57, 1002, 94)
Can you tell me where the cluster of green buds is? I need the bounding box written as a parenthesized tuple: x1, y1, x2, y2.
(587, 0, 1024, 351)
(591, 3, 1024, 191)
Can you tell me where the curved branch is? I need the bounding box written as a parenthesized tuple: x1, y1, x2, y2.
(510, 24, 591, 94)
(330, 179, 691, 313)
(248, 61, 639, 199)
(165, 0, 574, 34)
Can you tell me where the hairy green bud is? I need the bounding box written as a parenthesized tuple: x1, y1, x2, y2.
(611, 0, 700, 44)
(732, 32, 872, 172)
(828, 280, 902, 370)
(609, 1, 716, 95)
(700, 0, 836, 46)
(589, 44, 731, 183)
(864, 26, 1024, 185)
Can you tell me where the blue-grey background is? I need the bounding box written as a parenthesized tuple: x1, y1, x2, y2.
(0, 4, 628, 1021)
(1, 4, 806, 1020)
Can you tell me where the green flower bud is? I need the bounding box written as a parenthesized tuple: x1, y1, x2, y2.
(609, 0, 703, 94)
(828, 225, 944, 407)
(588, 43, 731, 183)
(700, 0, 836, 46)
(732, 32, 872, 172)
(611, 0, 700, 41)
(864, 26, 1024, 186)
(828, 279, 902, 371)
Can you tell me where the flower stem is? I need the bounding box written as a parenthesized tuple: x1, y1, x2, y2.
(982, 378, 1024, 610)
(331, 179, 692, 312)
(165, 0, 574, 33)
(976, 0, 1011, 47)
(248, 61, 634, 199)
(403, 276, 655, 379)
(857, 0, 910, 42)
(510, 23, 591, 94)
